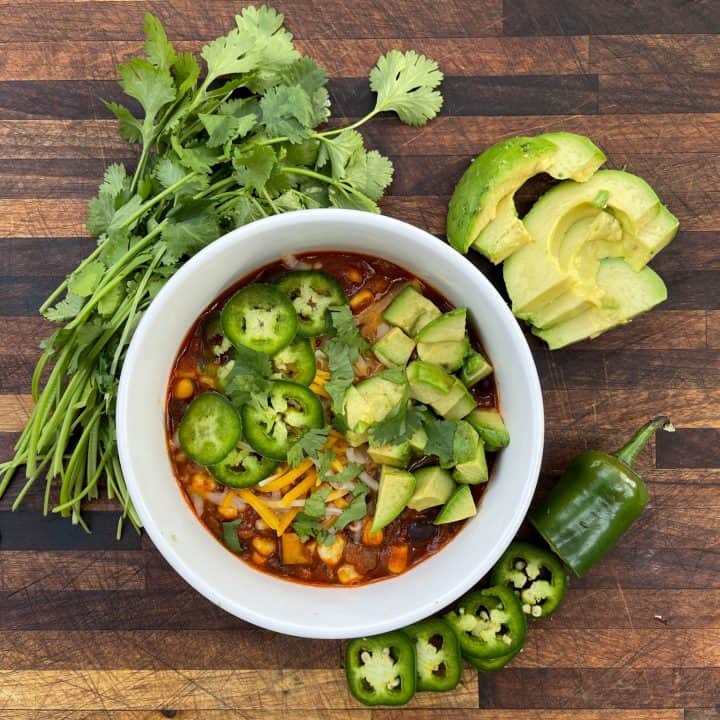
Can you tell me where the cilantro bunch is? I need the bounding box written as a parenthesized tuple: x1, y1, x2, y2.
(0, 6, 444, 536)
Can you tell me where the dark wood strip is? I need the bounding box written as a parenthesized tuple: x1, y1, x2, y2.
(0, 237, 93, 274)
(656, 429, 720, 469)
(0, 510, 141, 550)
(0, 276, 66, 316)
(590, 35, 720, 74)
(377, 713, 683, 720)
(0, 37, 590, 81)
(708, 310, 720, 349)
(480, 668, 720, 708)
(534, 349, 720, 390)
(600, 73, 720, 115)
(0, 0, 502, 41)
(0, 75, 599, 121)
(502, 0, 720, 35)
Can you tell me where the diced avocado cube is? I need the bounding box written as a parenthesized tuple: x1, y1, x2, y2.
(407, 360, 455, 404)
(346, 374, 409, 431)
(466, 408, 510, 451)
(368, 440, 411, 468)
(434, 485, 477, 525)
(408, 466, 456, 511)
(371, 466, 416, 533)
(383, 285, 441, 337)
(344, 386, 371, 432)
(409, 426, 428, 454)
(461, 350, 493, 387)
(442, 380, 476, 421)
(417, 337, 469, 373)
(372, 327, 415, 368)
(346, 429, 369, 447)
(415, 308, 467, 343)
(449, 420, 480, 467)
(453, 441, 488, 484)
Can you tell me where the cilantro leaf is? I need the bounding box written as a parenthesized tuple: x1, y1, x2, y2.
(329, 305, 369, 352)
(43, 292, 84, 323)
(335, 492, 367, 531)
(327, 462, 362, 487)
(370, 403, 427, 446)
(143, 12, 176, 70)
(161, 200, 220, 265)
(345, 149, 394, 201)
(287, 427, 329, 468)
(316, 448, 336, 478)
(282, 56, 330, 127)
(369, 50, 444, 126)
(103, 100, 143, 144)
(118, 57, 176, 130)
(233, 145, 277, 194)
(302, 486, 330, 518)
(324, 338, 357, 415)
(292, 486, 333, 544)
(68, 260, 105, 298)
(199, 112, 257, 148)
(260, 85, 314, 143)
(201, 29, 256, 83)
(316, 129, 364, 179)
(423, 417, 457, 466)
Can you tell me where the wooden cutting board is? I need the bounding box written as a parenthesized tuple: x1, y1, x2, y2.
(1, 1, 719, 718)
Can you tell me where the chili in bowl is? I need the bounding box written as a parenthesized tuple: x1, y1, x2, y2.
(117, 209, 543, 638)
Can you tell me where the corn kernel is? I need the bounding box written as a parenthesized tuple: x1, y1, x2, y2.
(349, 289, 373, 311)
(337, 563, 363, 584)
(174, 378, 195, 400)
(362, 518, 384, 546)
(387, 544, 409, 574)
(191, 472, 216, 493)
(217, 504, 239, 520)
(251, 551, 268, 566)
(346, 267, 363, 283)
(333, 497, 350, 509)
(317, 534, 346, 566)
(252, 536, 276, 557)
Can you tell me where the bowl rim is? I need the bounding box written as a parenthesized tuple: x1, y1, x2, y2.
(117, 208, 544, 638)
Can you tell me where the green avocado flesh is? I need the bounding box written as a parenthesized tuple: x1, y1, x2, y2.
(447, 132, 606, 262)
(372, 466, 416, 533)
(533, 258, 667, 349)
(408, 466, 455, 511)
(503, 170, 678, 336)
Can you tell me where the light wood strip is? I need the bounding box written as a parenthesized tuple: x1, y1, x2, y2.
(0, 37, 589, 80)
(0, 394, 33, 431)
(516, 629, 720, 669)
(0, 551, 144, 590)
(0, 668, 478, 710)
(706, 310, 720, 349)
(2, 115, 720, 160)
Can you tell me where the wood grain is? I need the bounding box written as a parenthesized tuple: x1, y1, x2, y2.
(1, 2, 719, 719)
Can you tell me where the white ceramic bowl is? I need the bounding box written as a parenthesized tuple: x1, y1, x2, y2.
(117, 209, 543, 639)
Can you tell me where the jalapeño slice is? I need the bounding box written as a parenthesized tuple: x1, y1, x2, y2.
(276, 270, 347, 336)
(465, 645, 521, 672)
(490, 541, 568, 619)
(445, 585, 527, 659)
(403, 617, 462, 692)
(345, 631, 416, 707)
(271, 338, 317, 386)
(209, 444, 278, 489)
(221, 283, 298, 355)
(178, 392, 242, 466)
(242, 380, 324, 460)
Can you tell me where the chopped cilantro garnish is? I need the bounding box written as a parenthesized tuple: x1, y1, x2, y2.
(287, 427, 329, 468)
(423, 417, 458, 466)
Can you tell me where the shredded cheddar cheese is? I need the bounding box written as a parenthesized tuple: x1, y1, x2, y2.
(275, 507, 301, 536)
(258, 458, 313, 492)
(280, 470, 318, 506)
(238, 490, 280, 531)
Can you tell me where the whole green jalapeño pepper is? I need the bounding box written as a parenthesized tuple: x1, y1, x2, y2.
(530, 416, 673, 576)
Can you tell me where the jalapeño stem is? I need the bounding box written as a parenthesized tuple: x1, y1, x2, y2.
(613, 416, 674, 469)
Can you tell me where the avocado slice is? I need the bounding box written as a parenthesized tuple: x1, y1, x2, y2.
(371, 466, 416, 533)
(368, 440, 411, 468)
(534, 257, 668, 349)
(407, 360, 455, 404)
(466, 408, 510, 451)
(434, 484, 477, 525)
(344, 373, 409, 432)
(383, 285, 441, 337)
(453, 441, 489, 484)
(504, 170, 677, 320)
(444, 420, 480, 468)
(447, 132, 606, 262)
(460, 350, 493, 387)
(417, 337, 469, 372)
(415, 308, 467, 343)
(408, 466, 456, 511)
(372, 327, 415, 368)
(442, 381, 476, 421)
